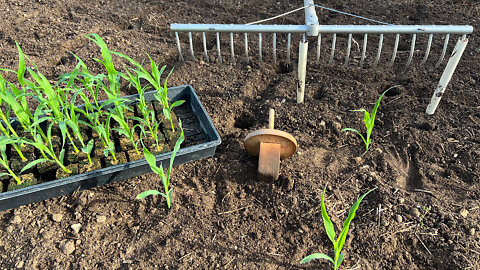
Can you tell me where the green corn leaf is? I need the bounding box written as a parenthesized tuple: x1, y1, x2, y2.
(58, 121, 68, 148)
(82, 139, 94, 155)
(143, 147, 160, 173)
(59, 149, 66, 163)
(20, 159, 48, 174)
(136, 190, 163, 200)
(300, 253, 335, 264)
(0, 172, 12, 178)
(15, 41, 26, 87)
(167, 121, 184, 180)
(341, 128, 368, 149)
(335, 188, 376, 260)
(336, 253, 345, 269)
(171, 100, 186, 108)
(321, 186, 336, 245)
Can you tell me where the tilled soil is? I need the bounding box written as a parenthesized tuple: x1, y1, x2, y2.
(0, 0, 479, 269)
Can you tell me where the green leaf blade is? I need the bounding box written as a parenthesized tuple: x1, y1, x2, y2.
(300, 253, 334, 264)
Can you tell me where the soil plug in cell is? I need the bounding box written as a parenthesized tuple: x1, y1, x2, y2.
(7, 174, 37, 191)
(78, 159, 102, 174)
(37, 160, 59, 175)
(67, 150, 87, 164)
(126, 149, 144, 162)
(56, 164, 79, 179)
(244, 109, 297, 181)
(104, 152, 127, 168)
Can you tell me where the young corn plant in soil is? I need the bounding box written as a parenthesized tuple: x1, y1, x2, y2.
(110, 103, 142, 155)
(0, 136, 23, 184)
(342, 86, 397, 152)
(113, 51, 184, 131)
(122, 66, 164, 152)
(136, 121, 184, 209)
(301, 186, 376, 269)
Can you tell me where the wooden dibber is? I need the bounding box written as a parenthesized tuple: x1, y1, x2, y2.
(244, 109, 297, 181)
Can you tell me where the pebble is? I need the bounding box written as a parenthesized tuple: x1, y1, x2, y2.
(396, 215, 403, 223)
(15, 261, 24, 268)
(412, 208, 421, 218)
(71, 223, 82, 234)
(52, 213, 63, 222)
(60, 240, 75, 255)
(97, 215, 107, 223)
(398, 198, 405, 204)
(320, 120, 326, 127)
(354, 157, 363, 165)
(459, 208, 468, 218)
(11, 215, 22, 224)
(469, 228, 476, 236)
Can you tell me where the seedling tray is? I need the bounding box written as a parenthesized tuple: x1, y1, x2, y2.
(0, 85, 221, 211)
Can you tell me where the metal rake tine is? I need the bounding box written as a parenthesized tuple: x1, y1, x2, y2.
(273, 33, 277, 64)
(287, 33, 291, 63)
(188, 32, 195, 60)
(359, 33, 367, 67)
(230, 33, 235, 63)
(244, 33, 249, 64)
(406, 34, 416, 68)
(202, 32, 209, 62)
(175, 32, 184, 62)
(435, 34, 450, 68)
(389, 34, 400, 67)
(421, 34, 433, 66)
(373, 34, 384, 67)
(316, 34, 321, 65)
(216, 32, 223, 64)
(259, 33, 262, 63)
(329, 33, 337, 65)
(344, 33, 352, 66)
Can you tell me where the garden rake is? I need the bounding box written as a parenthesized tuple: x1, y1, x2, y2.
(171, 0, 473, 115)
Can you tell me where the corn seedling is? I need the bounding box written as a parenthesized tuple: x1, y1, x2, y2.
(113, 51, 183, 131)
(136, 121, 184, 208)
(300, 186, 376, 269)
(110, 104, 142, 155)
(341, 86, 397, 152)
(0, 136, 23, 184)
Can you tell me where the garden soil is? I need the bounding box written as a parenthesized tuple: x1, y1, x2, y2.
(0, 0, 479, 269)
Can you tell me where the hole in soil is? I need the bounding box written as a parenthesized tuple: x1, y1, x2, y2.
(381, 85, 404, 97)
(277, 61, 293, 74)
(234, 112, 255, 129)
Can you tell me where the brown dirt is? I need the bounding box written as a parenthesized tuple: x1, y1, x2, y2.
(1, 0, 479, 269)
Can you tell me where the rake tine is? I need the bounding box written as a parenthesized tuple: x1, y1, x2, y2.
(287, 33, 291, 63)
(373, 34, 384, 67)
(344, 33, 352, 66)
(420, 34, 433, 66)
(389, 34, 400, 67)
(359, 33, 367, 67)
(202, 32, 209, 62)
(435, 34, 450, 68)
(406, 34, 416, 68)
(188, 32, 195, 60)
(273, 33, 277, 64)
(329, 33, 337, 64)
(216, 32, 222, 64)
(316, 34, 322, 65)
(259, 33, 263, 63)
(175, 32, 184, 62)
(230, 33, 235, 63)
(245, 33, 249, 64)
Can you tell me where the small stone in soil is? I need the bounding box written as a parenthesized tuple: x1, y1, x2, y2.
(59, 240, 75, 255)
(71, 223, 82, 234)
(459, 208, 468, 218)
(52, 213, 64, 222)
(11, 215, 22, 224)
(96, 215, 106, 223)
(396, 215, 403, 223)
(412, 208, 421, 218)
(469, 228, 475, 236)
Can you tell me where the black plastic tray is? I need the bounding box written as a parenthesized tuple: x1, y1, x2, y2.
(0, 85, 221, 211)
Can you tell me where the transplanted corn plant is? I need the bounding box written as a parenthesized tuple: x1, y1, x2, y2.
(113, 51, 183, 131)
(136, 121, 184, 209)
(300, 187, 376, 270)
(0, 136, 23, 184)
(342, 86, 397, 152)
